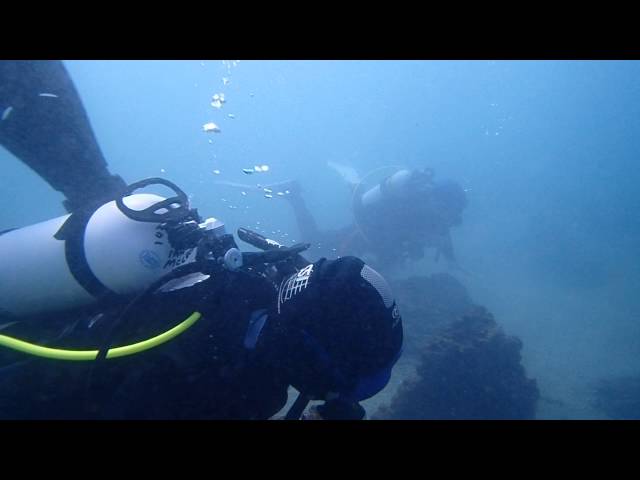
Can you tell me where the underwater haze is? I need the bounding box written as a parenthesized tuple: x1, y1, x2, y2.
(2, 60, 640, 419)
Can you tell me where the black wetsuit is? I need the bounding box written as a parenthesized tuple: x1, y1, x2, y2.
(0, 263, 292, 419)
(0, 256, 380, 420)
(98, 267, 291, 420)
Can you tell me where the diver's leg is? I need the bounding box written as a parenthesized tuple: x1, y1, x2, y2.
(0, 60, 126, 212)
(283, 183, 322, 242)
(280, 180, 361, 254)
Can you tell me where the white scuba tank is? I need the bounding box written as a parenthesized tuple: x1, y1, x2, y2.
(360, 169, 414, 209)
(0, 193, 195, 317)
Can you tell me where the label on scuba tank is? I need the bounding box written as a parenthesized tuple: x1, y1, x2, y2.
(139, 250, 162, 269)
(163, 247, 198, 270)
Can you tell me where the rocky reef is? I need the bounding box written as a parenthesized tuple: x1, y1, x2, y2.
(389, 273, 474, 355)
(375, 274, 539, 419)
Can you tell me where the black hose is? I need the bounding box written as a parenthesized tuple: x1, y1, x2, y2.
(83, 260, 207, 414)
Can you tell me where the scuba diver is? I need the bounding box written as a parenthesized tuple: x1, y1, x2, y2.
(279, 164, 468, 272)
(0, 60, 403, 420)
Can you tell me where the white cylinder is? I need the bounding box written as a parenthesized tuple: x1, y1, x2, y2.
(360, 169, 413, 208)
(0, 194, 182, 317)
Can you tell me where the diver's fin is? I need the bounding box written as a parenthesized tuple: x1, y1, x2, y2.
(0, 61, 126, 213)
(327, 161, 361, 187)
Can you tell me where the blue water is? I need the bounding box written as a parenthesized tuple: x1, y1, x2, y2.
(2, 60, 640, 418)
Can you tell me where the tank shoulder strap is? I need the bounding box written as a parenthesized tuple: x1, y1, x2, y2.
(53, 207, 115, 300)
